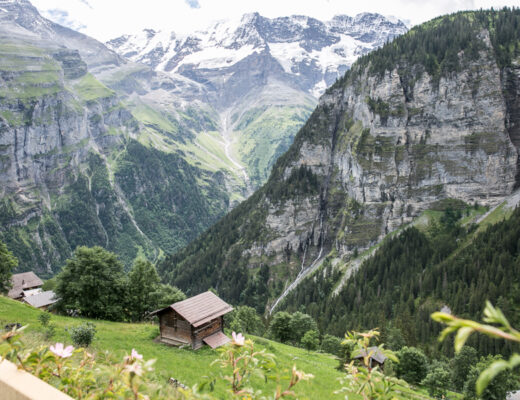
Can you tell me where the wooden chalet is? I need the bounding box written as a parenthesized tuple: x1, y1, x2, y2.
(151, 291, 233, 350)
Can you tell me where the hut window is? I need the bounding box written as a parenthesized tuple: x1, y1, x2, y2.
(173, 314, 177, 331)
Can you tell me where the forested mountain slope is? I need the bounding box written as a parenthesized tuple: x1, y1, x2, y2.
(159, 9, 520, 316)
(281, 202, 520, 358)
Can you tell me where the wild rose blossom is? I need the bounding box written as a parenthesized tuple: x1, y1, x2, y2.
(131, 348, 143, 360)
(232, 331, 245, 346)
(50, 343, 74, 358)
(125, 362, 143, 376)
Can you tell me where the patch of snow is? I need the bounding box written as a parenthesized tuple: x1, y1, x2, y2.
(109, 12, 408, 96)
(311, 80, 327, 98)
(267, 41, 307, 74)
(310, 33, 362, 71)
(174, 44, 259, 70)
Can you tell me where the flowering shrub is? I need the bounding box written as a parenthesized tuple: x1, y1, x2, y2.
(1, 328, 312, 400)
(337, 329, 406, 400)
(0, 326, 190, 399)
(206, 331, 312, 399)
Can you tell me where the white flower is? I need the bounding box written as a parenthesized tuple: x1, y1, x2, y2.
(50, 343, 74, 358)
(125, 362, 143, 376)
(131, 348, 143, 360)
(232, 331, 245, 346)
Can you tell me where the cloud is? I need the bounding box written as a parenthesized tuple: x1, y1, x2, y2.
(43, 8, 87, 31)
(185, 0, 200, 9)
(78, 0, 93, 9)
(30, 0, 520, 42)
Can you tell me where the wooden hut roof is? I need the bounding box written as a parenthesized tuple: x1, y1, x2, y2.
(172, 291, 233, 327)
(203, 331, 231, 349)
(352, 346, 387, 364)
(23, 290, 58, 309)
(8, 272, 44, 299)
(154, 291, 233, 327)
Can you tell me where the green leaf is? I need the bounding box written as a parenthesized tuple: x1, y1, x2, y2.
(483, 301, 511, 329)
(454, 327, 474, 352)
(508, 353, 520, 369)
(431, 312, 455, 323)
(438, 325, 458, 342)
(476, 360, 509, 395)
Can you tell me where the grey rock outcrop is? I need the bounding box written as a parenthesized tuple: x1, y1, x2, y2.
(0, 0, 229, 274)
(263, 32, 518, 262)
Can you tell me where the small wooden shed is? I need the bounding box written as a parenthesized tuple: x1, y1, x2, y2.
(152, 291, 233, 350)
(353, 346, 387, 369)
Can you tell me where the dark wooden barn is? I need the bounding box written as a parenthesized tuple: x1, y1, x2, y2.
(152, 291, 233, 350)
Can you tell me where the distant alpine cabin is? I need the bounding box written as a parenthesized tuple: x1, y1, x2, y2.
(151, 291, 233, 350)
(8, 272, 43, 300)
(8, 271, 58, 310)
(353, 346, 387, 369)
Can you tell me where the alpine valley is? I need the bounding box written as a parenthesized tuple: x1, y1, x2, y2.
(159, 8, 520, 354)
(4, 1, 520, 398)
(0, 0, 406, 275)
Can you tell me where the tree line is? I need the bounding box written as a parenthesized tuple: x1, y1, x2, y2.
(281, 205, 520, 359)
(0, 243, 185, 322)
(332, 8, 520, 94)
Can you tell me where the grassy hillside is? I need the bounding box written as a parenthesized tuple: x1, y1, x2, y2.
(0, 295, 441, 399)
(233, 103, 315, 189)
(0, 296, 342, 399)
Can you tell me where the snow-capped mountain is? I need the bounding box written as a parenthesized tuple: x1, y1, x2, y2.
(107, 12, 407, 98)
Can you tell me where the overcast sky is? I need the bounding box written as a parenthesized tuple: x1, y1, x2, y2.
(31, 0, 520, 42)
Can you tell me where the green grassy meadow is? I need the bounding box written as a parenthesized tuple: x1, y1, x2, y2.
(0, 296, 345, 399)
(0, 296, 443, 399)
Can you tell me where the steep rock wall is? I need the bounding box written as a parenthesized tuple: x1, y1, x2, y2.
(0, 39, 228, 275)
(266, 30, 518, 261)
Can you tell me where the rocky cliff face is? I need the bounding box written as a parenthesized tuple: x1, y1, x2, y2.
(0, 0, 410, 274)
(280, 30, 517, 257)
(160, 10, 520, 312)
(0, 0, 229, 275)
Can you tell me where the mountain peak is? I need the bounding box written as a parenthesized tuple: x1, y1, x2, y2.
(241, 12, 261, 23)
(106, 11, 408, 97)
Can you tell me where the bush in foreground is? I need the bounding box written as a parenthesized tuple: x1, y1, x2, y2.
(1, 326, 182, 399)
(1, 327, 312, 399)
(432, 301, 520, 398)
(68, 322, 96, 347)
